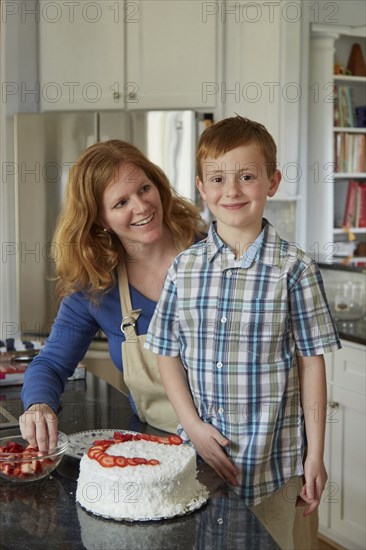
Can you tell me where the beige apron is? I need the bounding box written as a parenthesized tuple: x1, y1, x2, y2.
(118, 263, 179, 434)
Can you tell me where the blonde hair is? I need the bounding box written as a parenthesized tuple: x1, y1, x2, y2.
(54, 140, 205, 300)
(196, 115, 277, 181)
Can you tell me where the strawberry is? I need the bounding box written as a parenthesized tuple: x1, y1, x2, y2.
(147, 459, 160, 466)
(114, 456, 127, 467)
(97, 453, 116, 468)
(25, 445, 39, 453)
(90, 444, 111, 453)
(88, 447, 105, 460)
(168, 435, 183, 445)
(32, 459, 42, 474)
(134, 457, 148, 465)
(6, 442, 24, 453)
(155, 436, 170, 445)
(3, 464, 14, 476)
(135, 433, 149, 441)
(113, 432, 134, 442)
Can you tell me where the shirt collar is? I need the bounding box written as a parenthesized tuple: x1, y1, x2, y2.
(205, 219, 286, 268)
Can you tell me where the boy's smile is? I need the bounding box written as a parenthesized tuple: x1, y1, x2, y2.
(197, 144, 281, 252)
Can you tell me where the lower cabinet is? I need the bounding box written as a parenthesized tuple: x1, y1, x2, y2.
(319, 341, 366, 549)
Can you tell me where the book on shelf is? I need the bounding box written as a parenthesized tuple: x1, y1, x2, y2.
(334, 132, 366, 173)
(334, 84, 356, 128)
(356, 184, 366, 228)
(343, 180, 366, 229)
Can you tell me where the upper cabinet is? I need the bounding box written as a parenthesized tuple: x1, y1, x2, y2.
(126, 1, 217, 109)
(223, 0, 303, 201)
(39, 0, 125, 111)
(39, 0, 217, 111)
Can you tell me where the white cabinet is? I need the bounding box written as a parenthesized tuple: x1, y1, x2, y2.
(126, 0, 217, 109)
(223, 0, 303, 200)
(39, 0, 217, 111)
(222, 0, 306, 245)
(39, 0, 125, 111)
(308, 25, 366, 264)
(320, 341, 366, 549)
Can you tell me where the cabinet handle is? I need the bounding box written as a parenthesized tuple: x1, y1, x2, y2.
(328, 401, 339, 409)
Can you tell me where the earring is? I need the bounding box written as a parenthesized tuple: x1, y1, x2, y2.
(103, 228, 109, 232)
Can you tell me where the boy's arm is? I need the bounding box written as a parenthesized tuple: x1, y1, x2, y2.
(158, 355, 238, 486)
(297, 354, 328, 516)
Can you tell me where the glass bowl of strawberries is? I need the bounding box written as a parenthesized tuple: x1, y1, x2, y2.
(0, 433, 69, 482)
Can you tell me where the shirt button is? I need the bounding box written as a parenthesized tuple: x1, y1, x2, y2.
(216, 362, 223, 369)
(221, 317, 227, 323)
(218, 407, 224, 415)
(226, 271, 232, 278)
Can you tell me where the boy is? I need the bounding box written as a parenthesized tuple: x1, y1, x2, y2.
(145, 116, 341, 549)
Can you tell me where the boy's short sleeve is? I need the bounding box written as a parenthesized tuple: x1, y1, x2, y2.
(145, 268, 180, 356)
(290, 262, 341, 356)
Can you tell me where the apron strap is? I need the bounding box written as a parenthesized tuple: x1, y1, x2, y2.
(117, 262, 130, 311)
(117, 263, 141, 335)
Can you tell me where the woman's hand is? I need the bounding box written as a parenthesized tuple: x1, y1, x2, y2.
(296, 455, 328, 516)
(19, 404, 58, 451)
(187, 420, 239, 486)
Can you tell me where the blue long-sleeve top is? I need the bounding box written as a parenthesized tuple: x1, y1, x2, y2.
(21, 283, 157, 413)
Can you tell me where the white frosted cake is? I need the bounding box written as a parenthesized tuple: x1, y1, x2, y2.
(76, 432, 209, 521)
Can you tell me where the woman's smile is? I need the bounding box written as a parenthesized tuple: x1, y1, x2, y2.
(131, 212, 155, 226)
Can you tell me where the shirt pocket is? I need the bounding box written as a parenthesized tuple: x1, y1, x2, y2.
(239, 301, 291, 363)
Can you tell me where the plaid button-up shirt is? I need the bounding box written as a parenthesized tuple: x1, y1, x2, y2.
(145, 220, 341, 505)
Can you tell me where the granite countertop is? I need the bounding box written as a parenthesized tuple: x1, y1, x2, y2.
(0, 373, 279, 550)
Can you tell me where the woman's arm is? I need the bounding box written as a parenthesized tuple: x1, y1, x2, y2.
(20, 293, 100, 450)
(297, 354, 328, 516)
(158, 355, 238, 485)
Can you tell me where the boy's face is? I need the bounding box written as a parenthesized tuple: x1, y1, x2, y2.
(196, 144, 281, 239)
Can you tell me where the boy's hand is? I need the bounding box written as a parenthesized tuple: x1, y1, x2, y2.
(296, 455, 328, 516)
(187, 420, 239, 486)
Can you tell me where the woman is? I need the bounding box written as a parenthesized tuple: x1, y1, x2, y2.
(20, 140, 205, 450)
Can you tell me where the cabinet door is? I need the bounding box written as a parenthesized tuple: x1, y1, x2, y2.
(39, 0, 125, 110)
(223, 0, 302, 200)
(329, 385, 366, 549)
(126, 0, 217, 109)
(333, 341, 366, 394)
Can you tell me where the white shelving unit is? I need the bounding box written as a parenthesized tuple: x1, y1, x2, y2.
(308, 24, 366, 265)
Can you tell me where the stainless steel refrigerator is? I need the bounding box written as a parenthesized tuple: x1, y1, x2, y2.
(14, 110, 205, 337)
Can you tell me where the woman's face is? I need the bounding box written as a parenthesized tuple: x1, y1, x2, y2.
(100, 163, 165, 250)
